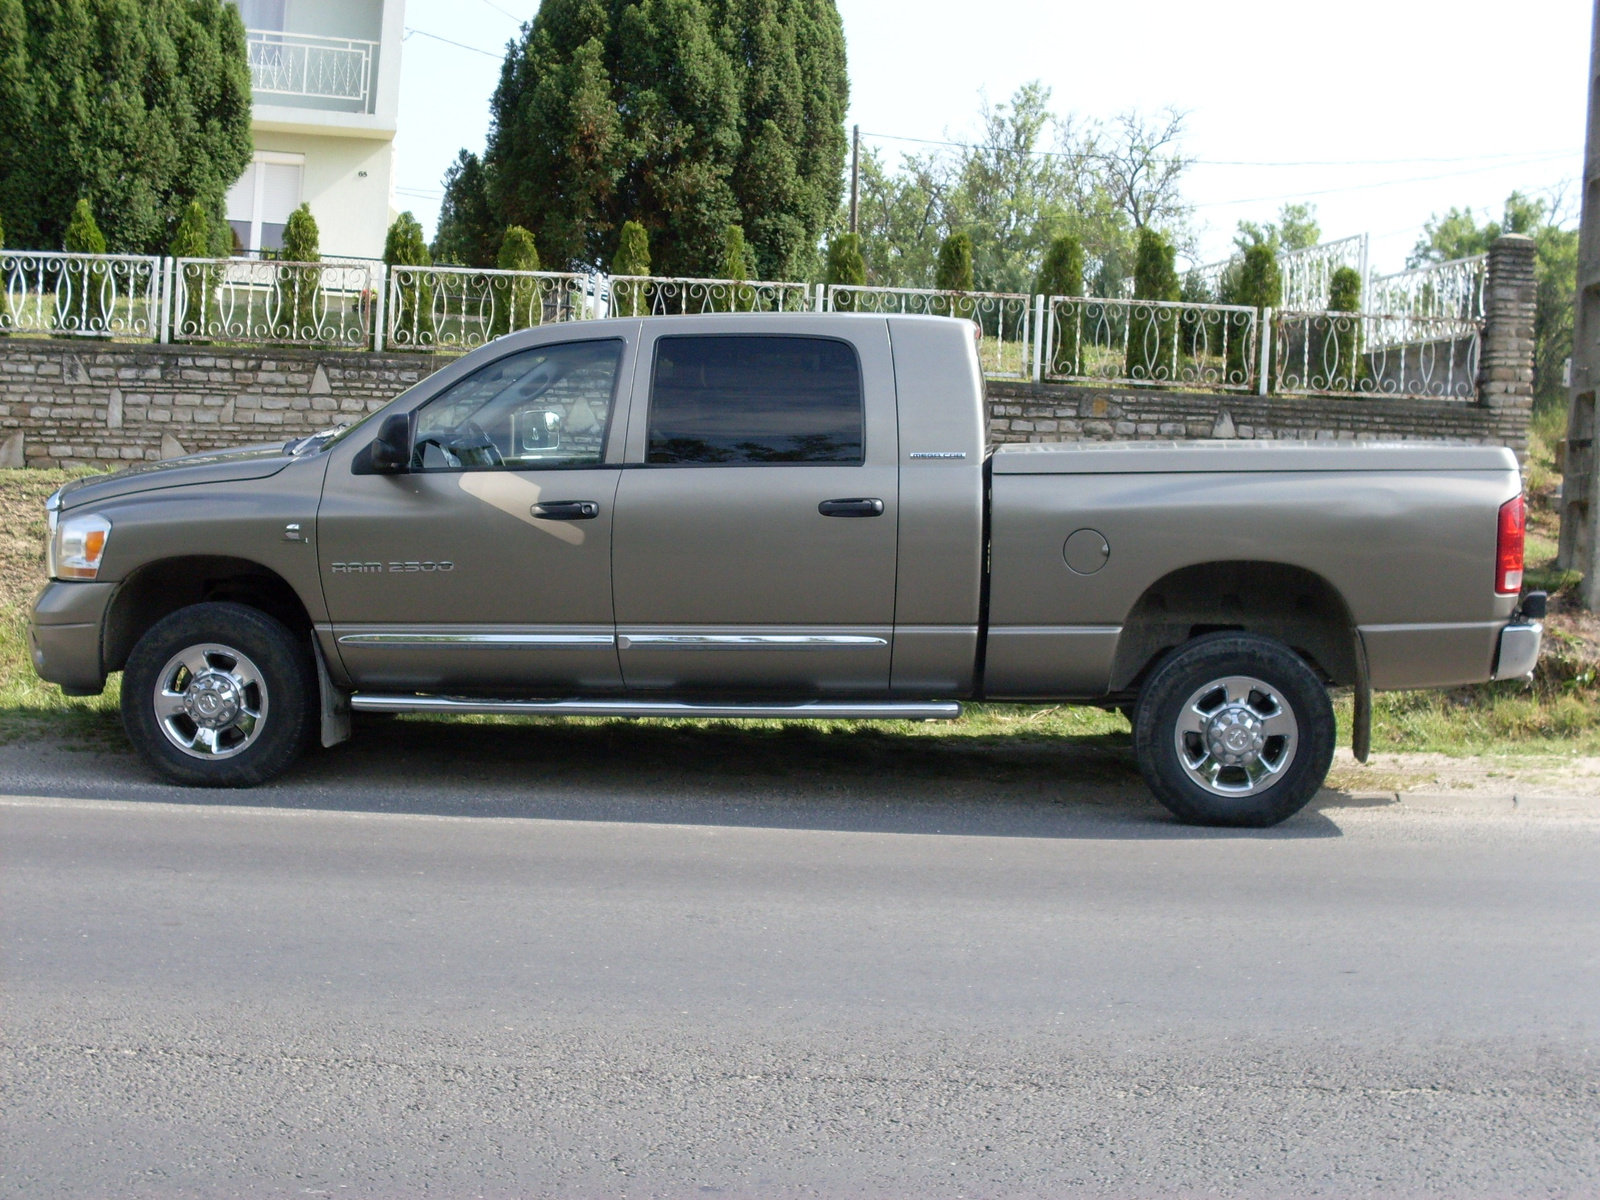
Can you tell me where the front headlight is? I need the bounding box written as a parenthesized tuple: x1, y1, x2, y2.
(51, 511, 111, 581)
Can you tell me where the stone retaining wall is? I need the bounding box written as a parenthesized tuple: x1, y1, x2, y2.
(0, 334, 1529, 470)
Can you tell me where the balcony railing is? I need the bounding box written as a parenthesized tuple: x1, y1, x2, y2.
(247, 30, 376, 111)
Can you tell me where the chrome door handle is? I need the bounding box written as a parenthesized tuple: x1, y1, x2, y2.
(818, 497, 884, 518)
(531, 500, 599, 520)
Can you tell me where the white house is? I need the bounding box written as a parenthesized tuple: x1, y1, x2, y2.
(225, 0, 404, 260)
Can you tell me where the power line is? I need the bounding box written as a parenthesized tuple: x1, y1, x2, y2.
(859, 129, 1581, 170)
(1187, 151, 1577, 209)
(403, 27, 502, 58)
(474, 0, 526, 22)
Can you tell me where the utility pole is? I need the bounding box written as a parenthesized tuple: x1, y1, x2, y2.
(849, 125, 861, 236)
(1560, 0, 1600, 603)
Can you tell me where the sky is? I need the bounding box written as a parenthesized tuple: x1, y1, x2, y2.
(392, 0, 1591, 274)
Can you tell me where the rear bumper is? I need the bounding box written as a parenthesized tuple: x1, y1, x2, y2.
(1492, 622, 1543, 681)
(29, 581, 114, 695)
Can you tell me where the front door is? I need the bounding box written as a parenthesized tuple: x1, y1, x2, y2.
(611, 325, 899, 695)
(318, 335, 631, 693)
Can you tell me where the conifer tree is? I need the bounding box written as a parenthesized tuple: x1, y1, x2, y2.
(826, 233, 865, 311)
(1037, 234, 1084, 373)
(168, 201, 215, 259)
(1322, 265, 1364, 387)
(384, 212, 434, 346)
(276, 204, 322, 338)
(610, 220, 651, 316)
(431, 150, 498, 267)
(491, 225, 541, 338)
(483, 0, 846, 277)
(1126, 227, 1180, 381)
(0, 0, 251, 253)
(721, 223, 758, 310)
(170, 200, 223, 329)
(60, 199, 108, 333)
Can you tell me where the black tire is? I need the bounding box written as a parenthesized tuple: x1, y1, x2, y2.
(1133, 632, 1336, 828)
(121, 602, 316, 787)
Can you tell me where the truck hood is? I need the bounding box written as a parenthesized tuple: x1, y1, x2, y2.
(55, 442, 296, 509)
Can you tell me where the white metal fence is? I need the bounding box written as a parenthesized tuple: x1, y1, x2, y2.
(827, 285, 1036, 378)
(173, 257, 378, 349)
(0, 250, 1492, 401)
(1042, 296, 1262, 391)
(0, 250, 164, 339)
(246, 29, 376, 110)
(386, 266, 595, 350)
(1189, 234, 1369, 311)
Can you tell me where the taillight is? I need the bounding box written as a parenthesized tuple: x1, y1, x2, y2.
(1496, 495, 1526, 595)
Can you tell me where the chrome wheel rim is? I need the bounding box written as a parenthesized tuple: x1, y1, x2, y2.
(153, 643, 268, 760)
(1173, 674, 1298, 797)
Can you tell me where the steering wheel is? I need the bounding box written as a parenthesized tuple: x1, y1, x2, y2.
(447, 421, 503, 468)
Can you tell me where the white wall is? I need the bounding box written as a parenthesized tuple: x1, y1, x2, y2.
(252, 131, 397, 260)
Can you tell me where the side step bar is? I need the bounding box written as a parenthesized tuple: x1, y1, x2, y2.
(349, 695, 962, 721)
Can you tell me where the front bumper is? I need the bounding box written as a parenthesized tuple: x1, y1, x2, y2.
(1492, 621, 1543, 681)
(29, 581, 115, 695)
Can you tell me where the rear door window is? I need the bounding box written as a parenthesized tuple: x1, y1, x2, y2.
(646, 335, 864, 465)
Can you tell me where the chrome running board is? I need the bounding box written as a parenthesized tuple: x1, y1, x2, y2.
(349, 695, 961, 721)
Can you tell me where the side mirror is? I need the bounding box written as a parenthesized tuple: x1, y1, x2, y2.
(369, 413, 411, 473)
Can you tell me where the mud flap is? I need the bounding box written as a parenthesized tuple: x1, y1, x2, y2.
(312, 638, 352, 748)
(1352, 629, 1371, 764)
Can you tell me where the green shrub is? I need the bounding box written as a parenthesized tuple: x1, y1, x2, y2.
(274, 203, 322, 339)
(169, 200, 223, 330)
(384, 211, 434, 345)
(721, 224, 758, 310)
(1037, 234, 1083, 373)
(1126, 227, 1179, 381)
(1222, 242, 1279, 386)
(59, 199, 109, 333)
(1318, 265, 1364, 387)
(826, 233, 865, 311)
(490, 225, 540, 338)
(610, 220, 651, 316)
(935, 231, 974, 317)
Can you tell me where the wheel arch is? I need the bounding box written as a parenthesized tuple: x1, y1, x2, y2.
(104, 556, 314, 674)
(1110, 560, 1359, 693)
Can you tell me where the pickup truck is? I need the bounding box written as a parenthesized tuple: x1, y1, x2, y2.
(30, 313, 1545, 826)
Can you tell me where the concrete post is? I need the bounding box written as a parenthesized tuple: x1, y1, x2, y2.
(1475, 234, 1538, 455)
(1559, 0, 1600, 595)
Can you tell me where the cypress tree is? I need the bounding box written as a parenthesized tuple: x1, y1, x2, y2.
(1126, 227, 1180, 381)
(1322, 265, 1364, 387)
(169, 199, 222, 332)
(60, 199, 108, 333)
(491, 225, 541, 338)
(826, 232, 865, 311)
(277, 204, 321, 338)
(721, 223, 758, 310)
(0, 0, 250, 254)
(1036, 234, 1084, 374)
(384, 212, 434, 347)
(1223, 243, 1279, 387)
(483, 0, 846, 277)
(168, 201, 215, 259)
(936, 231, 975, 321)
(431, 150, 498, 268)
(611, 219, 651, 316)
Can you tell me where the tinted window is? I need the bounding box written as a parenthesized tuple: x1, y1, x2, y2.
(647, 336, 863, 465)
(412, 340, 622, 471)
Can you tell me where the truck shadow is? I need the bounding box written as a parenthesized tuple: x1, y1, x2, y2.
(0, 711, 1349, 839)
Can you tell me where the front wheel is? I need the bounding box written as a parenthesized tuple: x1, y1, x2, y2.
(1133, 633, 1336, 827)
(121, 602, 315, 787)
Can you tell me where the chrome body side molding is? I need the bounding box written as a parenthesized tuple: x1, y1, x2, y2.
(349, 695, 961, 720)
(616, 633, 888, 651)
(338, 631, 615, 648)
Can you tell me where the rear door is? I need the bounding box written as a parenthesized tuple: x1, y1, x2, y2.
(610, 321, 899, 696)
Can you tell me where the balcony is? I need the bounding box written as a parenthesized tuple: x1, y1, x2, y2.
(247, 29, 377, 113)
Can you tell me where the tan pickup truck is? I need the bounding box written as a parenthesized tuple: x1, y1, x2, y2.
(30, 314, 1544, 826)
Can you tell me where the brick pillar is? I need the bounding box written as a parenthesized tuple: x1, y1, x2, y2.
(1475, 233, 1537, 454)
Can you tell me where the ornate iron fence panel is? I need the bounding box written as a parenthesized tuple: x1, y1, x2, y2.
(1366, 254, 1486, 322)
(1042, 296, 1260, 391)
(0, 250, 163, 338)
(246, 30, 375, 109)
(1187, 234, 1367, 311)
(1272, 310, 1482, 399)
(608, 276, 813, 317)
(825, 285, 1035, 379)
(387, 266, 596, 351)
(173, 257, 377, 348)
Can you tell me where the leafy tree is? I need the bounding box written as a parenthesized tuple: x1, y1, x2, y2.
(385, 212, 434, 346)
(1037, 233, 1084, 372)
(0, 0, 251, 254)
(276, 204, 321, 338)
(1235, 203, 1321, 256)
(491, 225, 541, 338)
(431, 150, 498, 268)
(483, 0, 847, 279)
(825, 231, 864, 310)
(1126, 226, 1180, 380)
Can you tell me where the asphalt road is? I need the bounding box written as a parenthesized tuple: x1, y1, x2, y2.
(3, 722, 1599, 1198)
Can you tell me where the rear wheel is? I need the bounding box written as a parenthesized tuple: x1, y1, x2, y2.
(121, 602, 315, 787)
(1133, 632, 1335, 827)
